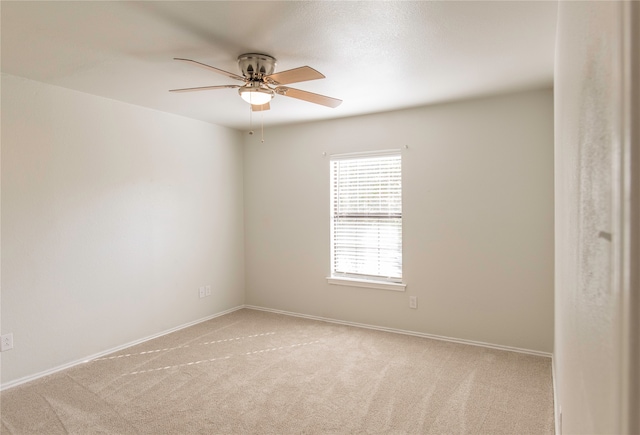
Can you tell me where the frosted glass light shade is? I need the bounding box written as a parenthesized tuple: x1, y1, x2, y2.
(239, 88, 273, 105)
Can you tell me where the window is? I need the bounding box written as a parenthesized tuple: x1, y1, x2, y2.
(328, 150, 404, 291)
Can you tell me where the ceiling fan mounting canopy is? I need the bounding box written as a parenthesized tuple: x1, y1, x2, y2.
(237, 53, 277, 80)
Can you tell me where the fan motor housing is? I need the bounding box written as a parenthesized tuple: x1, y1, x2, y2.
(237, 53, 276, 80)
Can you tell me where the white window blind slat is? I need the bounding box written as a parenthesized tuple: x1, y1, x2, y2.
(330, 152, 402, 282)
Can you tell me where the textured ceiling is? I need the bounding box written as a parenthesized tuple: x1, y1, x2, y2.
(1, 1, 557, 130)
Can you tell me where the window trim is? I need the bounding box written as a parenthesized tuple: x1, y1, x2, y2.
(328, 149, 405, 290)
(329, 149, 401, 160)
(326, 276, 407, 292)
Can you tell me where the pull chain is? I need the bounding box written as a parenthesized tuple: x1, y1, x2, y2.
(247, 105, 264, 142)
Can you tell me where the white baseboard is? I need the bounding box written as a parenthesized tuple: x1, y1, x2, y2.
(0, 305, 244, 391)
(2, 304, 552, 391)
(244, 304, 553, 358)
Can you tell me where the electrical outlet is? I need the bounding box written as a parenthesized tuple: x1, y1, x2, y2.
(1, 333, 14, 352)
(409, 296, 417, 309)
(205, 285, 211, 296)
(199, 286, 206, 298)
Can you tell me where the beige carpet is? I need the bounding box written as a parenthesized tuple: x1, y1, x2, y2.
(0, 309, 554, 434)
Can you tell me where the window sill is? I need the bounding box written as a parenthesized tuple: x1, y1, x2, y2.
(326, 277, 406, 292)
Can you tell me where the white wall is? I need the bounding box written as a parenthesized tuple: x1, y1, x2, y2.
(0, 75, 245, 385)
(554, 2, 635, 433)
(244, 89, 554, 353)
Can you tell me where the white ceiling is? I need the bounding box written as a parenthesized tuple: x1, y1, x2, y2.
(1, 1, 558, 130)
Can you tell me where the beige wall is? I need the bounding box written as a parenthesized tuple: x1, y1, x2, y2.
(554, 2, 627, 433)
(0, 75, 245, 385)
(244, 89, 554, 353)
(0, 76, 554, 387)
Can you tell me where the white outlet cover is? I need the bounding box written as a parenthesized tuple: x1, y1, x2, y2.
(1, 333, 14, 351)
(199, 287, 206, 298)
(205, 285, 211, 296)
(409, 296, 418, 309)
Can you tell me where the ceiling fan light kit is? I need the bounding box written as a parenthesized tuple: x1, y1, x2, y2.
(239, 85, 274, 106)
(170, 53, 342, 111)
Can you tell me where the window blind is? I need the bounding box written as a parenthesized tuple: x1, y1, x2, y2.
(330, 152, 402, 282)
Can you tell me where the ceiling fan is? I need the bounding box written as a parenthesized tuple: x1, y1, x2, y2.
(170, 53, 342, 111)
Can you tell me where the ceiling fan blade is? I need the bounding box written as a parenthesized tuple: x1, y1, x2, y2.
(251, 102, 270, 112)
(174, 58, 245, 82)
(169, 84, 240, 93)
(265, 66, 325, 85)
(276, 87, 342, 108)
